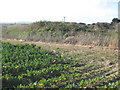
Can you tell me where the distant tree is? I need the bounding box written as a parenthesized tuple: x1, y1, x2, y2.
(92, 23, 96, 25)
(112, 18, 120, 23)
(79, 23, 86, 25)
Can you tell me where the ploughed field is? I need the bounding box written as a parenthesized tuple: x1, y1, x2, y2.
(2, 41, 120, 88)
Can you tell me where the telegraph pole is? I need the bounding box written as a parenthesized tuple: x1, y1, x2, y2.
(63, 16, 66, 22)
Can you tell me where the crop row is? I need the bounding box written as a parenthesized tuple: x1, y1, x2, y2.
(2, 42, 119, 88)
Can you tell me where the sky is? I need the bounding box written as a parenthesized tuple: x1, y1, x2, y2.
(0, 0, 119, 24)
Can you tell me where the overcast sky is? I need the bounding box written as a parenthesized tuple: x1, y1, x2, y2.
(0, 0, 119, 24)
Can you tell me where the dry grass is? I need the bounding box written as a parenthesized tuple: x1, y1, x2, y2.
(1, 38, 118, 51)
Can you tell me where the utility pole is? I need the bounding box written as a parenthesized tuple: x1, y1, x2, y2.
(63, 16, 66, 23)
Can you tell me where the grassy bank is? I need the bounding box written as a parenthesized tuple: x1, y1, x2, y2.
(2, 21, 118, 48)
